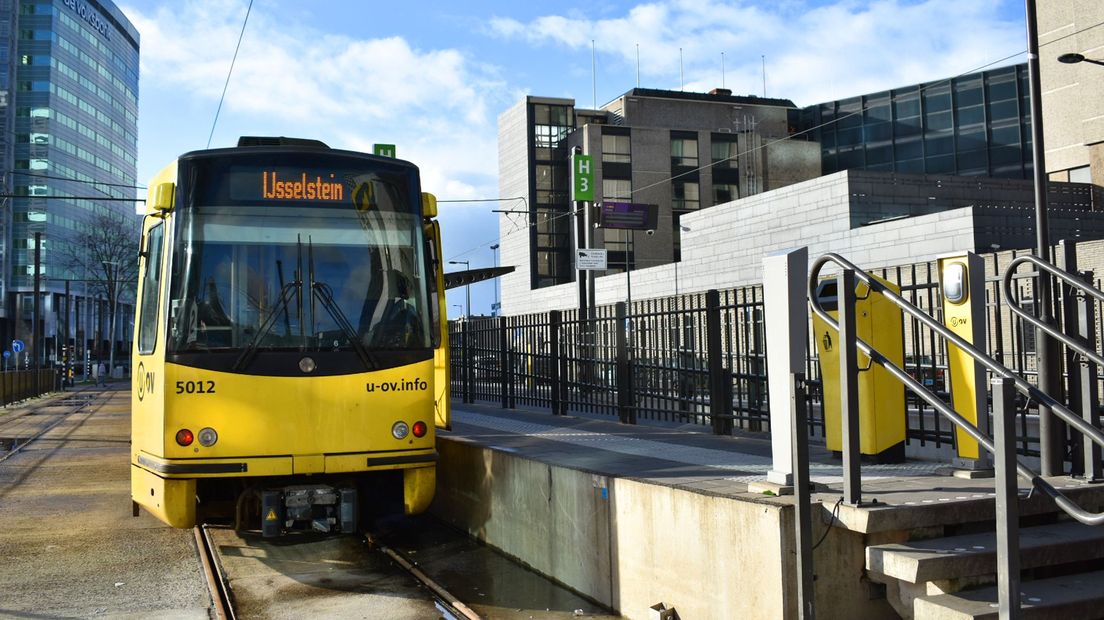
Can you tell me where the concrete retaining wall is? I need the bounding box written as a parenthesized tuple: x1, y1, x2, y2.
(432, 436, 894, 619)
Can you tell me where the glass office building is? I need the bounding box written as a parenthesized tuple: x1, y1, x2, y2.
(0, 0, 138, 364)
(803, 64, 1033, 179)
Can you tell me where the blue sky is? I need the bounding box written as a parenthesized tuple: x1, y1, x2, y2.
(118, 0, 1028, 316)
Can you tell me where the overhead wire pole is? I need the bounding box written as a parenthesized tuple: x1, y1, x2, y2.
(1025, 0, 1064, 476)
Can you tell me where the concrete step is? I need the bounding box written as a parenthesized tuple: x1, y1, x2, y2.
(867, 520, 1104, 584)
(913, 569, 1104, 619)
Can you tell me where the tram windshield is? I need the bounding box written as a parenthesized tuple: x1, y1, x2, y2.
(167, 161, 431, 357)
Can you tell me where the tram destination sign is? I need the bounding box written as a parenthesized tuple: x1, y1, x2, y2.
(598, 201, 658, 230)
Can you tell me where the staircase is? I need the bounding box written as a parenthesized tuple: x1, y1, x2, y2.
(861, 480, 1104, 619)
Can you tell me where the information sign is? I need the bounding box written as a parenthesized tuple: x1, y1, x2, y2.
(373, 144, 396, 158)
(598, 201, 659, 230)
(576, 249, 608, 270)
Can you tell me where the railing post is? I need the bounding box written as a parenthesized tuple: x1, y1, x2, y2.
(1077, 271, 1102, 481)
(839, 269, 862, 505)
(499, 317, 509, 409)
(790, 372, 816, 620)
(706, 289, 732, 435)
(549, 310, 563, 415)
(615, 302, 634, 424)
(993, 375, 1021, 619)
(461, 320, 472, 404)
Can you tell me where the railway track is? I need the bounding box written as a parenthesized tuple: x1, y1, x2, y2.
(193, 522, 484, 619)
(0, 391, 101, 464)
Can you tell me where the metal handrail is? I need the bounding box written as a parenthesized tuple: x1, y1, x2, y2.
(1002, 254, 1104, 368)
(809, 252, 1104, 526)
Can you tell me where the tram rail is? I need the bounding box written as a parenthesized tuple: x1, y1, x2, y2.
(193, 522, 484, 619)
(0, 391, 100, 464)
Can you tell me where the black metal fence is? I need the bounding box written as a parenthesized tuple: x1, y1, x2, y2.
(0, 369, 60, 407)
(450, 249, 1103, 460)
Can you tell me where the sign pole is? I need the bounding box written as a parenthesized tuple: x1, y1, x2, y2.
(571, 152, 595, 318)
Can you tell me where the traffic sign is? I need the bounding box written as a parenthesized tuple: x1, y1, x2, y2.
(2, 351, 9, 359)
(11, 339, 24, 354)
(576, 249, 607, 270)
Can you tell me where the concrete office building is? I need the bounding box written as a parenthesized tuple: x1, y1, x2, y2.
(0, 0, 139, 366)
(1038, 0, 1104, 186)
(497, 88, 820, 307)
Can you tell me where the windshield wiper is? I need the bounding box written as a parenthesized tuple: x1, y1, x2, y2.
(307, 238, 375, 371)
(312, 281, 376, 370)
(232, 280, 300, 372)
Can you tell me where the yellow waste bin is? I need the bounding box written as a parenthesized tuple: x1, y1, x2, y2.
(813, 275, 906, 463)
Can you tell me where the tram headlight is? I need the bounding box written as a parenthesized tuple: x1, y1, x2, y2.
(175, 429, 194, 446)
(391, 421, 410, 440)
(412, 421, 427, 438)
(197, 427, 218, 447)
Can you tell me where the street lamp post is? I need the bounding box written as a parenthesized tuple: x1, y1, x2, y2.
(675, 225, 691, 297)
(1058, 53, 1104, 67)
(490, 244, 500, 316)
(103, 260, 120, 378)
(1025, 0, 1062, 475)
(449, 260, 470, 318)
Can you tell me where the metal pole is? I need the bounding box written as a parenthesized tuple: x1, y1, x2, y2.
(1024, 0, 1063, 476)
(490, 243, 500, 316)
(791, 372, 815, 619)
(33, 232, 41, 373)
(64, 279, 70, 386)
(839, 269, 861, 505)
(993, 376, 1022, 619)
(1077, 271, 1102, 481)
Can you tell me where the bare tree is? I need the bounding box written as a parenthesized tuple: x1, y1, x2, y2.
(56, 212, 141, 375)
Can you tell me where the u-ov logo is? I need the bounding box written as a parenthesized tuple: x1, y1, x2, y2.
(136, 362, 154, 401)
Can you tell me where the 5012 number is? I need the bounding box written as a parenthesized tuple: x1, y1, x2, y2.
(176, 380, 215, 394)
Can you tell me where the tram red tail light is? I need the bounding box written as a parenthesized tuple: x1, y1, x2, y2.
(412, 421, 427, 438)
(175, 429, 194, 446)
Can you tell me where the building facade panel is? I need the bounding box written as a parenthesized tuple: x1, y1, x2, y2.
(1, 0, 138, 367)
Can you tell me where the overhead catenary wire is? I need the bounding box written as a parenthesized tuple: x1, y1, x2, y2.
(207, 0, 254, 149)
(440, 18, 1104, 265)
(11, 171, 147, 191)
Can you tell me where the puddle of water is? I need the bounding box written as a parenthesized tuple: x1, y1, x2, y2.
(382, 515, 621, 619)
(0, 437, 26, 451)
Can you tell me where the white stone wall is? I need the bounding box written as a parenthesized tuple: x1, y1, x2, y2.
(497, 100, 533, 309)
(1039, 0, 1104, 182)
(502, 171, 984, 314)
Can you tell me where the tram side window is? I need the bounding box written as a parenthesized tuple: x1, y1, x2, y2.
(137, 223, 165, 354)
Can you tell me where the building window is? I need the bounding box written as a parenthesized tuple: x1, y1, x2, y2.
(711, 138, 738, 169)
(713, 183, 739, 204)
(673, 182, 699, 210)
(1069, 165, 1091, 183)
(602, 134, 630, 163)
(533, 103, 573, 150)
(603, 178, 632, 202)
(671, 137, 698, 167)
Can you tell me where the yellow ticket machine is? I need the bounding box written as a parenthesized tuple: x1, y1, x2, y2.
(814, 275, 906, 463)
(938, 252, 990, 468)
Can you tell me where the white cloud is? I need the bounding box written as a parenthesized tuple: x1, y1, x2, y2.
(125, 0, 509, 271)
(489, 0, 1024, 106)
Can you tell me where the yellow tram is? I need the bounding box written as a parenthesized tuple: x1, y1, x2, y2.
(130, 137, 450, 535)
